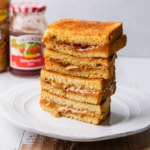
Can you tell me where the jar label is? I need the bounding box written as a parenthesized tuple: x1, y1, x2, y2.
(10, 35, 45, 70)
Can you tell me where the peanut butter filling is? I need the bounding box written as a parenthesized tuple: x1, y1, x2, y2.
(45, 38, 110, 52)
(41, 99, 103, 118)
(44, 79, 100, 96)
(45, 58, 112, 71)
(42, 78, 116, 99)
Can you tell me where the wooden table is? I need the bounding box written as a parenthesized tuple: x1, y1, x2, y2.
(19, 129, 150, 150)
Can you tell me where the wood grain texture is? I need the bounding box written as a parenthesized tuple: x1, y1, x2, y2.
(77, 129, 150, 150)
(19, 129, 150, 150)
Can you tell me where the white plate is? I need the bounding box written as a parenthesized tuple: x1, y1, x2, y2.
(0, 81, 150, 142)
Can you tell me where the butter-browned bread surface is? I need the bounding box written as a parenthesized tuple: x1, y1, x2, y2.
(42, 19, 123, 46)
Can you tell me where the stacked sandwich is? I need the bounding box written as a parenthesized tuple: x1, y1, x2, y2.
(40, 19, 127, 125)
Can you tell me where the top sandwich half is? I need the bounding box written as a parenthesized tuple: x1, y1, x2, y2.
(42, 19, 123, 46)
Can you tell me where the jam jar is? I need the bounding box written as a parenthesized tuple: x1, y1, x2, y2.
(9, 2, 47, 76)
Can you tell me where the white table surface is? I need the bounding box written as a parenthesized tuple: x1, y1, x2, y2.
(0, 56, 150, 150)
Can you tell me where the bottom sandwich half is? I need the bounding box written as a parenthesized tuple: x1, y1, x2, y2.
(40, 90, 111, 125)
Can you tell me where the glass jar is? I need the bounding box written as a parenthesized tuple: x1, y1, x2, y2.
(0, 23, 9, 72)
(0, 0, 9, 72)
(0, 0, 10, 24)
(9, 2, 47, 76)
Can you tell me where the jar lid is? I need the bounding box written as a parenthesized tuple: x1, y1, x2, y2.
(11, 2, 46, 13)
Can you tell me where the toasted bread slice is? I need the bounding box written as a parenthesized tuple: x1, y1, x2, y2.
(42, 19, 123, 46)
(40, 78, 116, 104)
(44, 49, 116, 67)
(40, 68, 114, 92)
(45, 59, 114, 79)
(40, 91, 110, 125)
(45, 34, 126, 58)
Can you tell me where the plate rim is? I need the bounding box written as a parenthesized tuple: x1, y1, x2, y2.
(0, 81, 150, 142)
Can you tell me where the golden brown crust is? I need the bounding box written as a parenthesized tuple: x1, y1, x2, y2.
(42, 19, 123, 45)
(40, 68, 114, 91)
